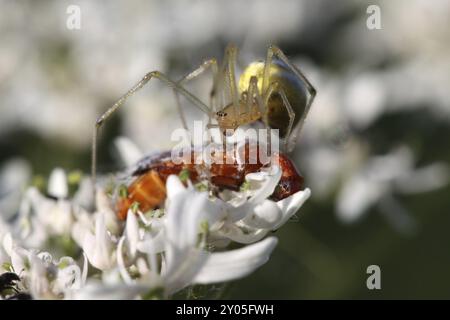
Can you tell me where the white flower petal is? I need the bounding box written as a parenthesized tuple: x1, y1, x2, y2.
(29, 253, 50, 297)
(117, 236, 133, 284)
(56, 264, 82, 291)
(243, 200, 282, 229)
(0, 158, 31, 220)
(81, 232, 96, 265)
(81, 252, 88, 285)
(73, 177, 95, 210)
(48, 168, 68, 198)
(166, 175, 188, 200)
(81, 213, 115, 271)
(114, 136, 144, 167)
(71, 281, 148, 300)
(394, 162, 450, 194)
(224, 165, 283, 223)
(246, 165, 282, 205)
(274, 188, 311, 230)
(337, 174, 385, 223)
(165, 189, 223, 250)
(10, 246, 29, 274)
(163, 186, 228, 294)
(71, 221, 88, 250)
(2, 232, 13, 256)
(95, 189, 120, 235)
(164, 246, 207, 295)
(126, 209, 139, 257)
(223, 201, 252, 222)
(95, 213, 113, 268)
(193, 237, 278, 284)
(137, 228, 165, 254)
(218, 223, 268, 244)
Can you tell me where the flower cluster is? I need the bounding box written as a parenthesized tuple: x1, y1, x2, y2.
(0, 139, 310, 300)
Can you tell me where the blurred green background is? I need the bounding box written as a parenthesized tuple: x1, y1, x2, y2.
(1, 0, 449, 299)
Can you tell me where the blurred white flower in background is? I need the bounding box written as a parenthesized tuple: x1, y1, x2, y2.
(337, 0, 450, 119)
(0, 0, 307, 150)
(337, 146, 449, 233)
(293, 0, 450, 226)
(0, 159, 31, 220)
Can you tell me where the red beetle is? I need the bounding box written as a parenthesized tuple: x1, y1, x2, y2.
(116, 143, 304, 220)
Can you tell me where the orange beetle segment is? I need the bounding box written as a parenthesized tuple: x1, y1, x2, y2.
(117, 170, 166, 220)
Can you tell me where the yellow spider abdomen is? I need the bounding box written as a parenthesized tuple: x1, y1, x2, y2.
(238, 59, 308, 138)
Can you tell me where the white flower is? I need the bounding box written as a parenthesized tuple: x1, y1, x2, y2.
(73, 177, 96, 211)
(0, 158, 31, 221)
(47, 168, 68, 199)
(19, 187, 73, 238)
(0, 136, 311, 299)
(162, 187, 224, 294)
(73, 212, 116, 271)
(104, 135, 311, 298)
(1, 234, 87, 299)
(115, 136, 144, 167)
(71, 281, 150, 300)
(114, 183, 281, 298)
(165, 170, 311, 245)
(192, 237, 278, 284)
(71, 187, 122, 272)
(11, 168, 95, 248)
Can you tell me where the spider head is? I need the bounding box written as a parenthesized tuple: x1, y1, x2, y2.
(215, 107, 238, 131)
(216, 110, 228, 119)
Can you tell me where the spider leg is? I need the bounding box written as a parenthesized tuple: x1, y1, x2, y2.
(92, 71, 211, 185)
(263, 81, 295, 152)
(245, 76, 274, 161)
(174, 59, 222, 192)
(174, 58, 218, 130)
(214, 44, 240, 120)
(263, 45, 317, 152)
(247, 76, 265, 115)
(247, 75, 267, 147)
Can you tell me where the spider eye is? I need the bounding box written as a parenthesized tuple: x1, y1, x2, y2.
(216, 111, 227, 118)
